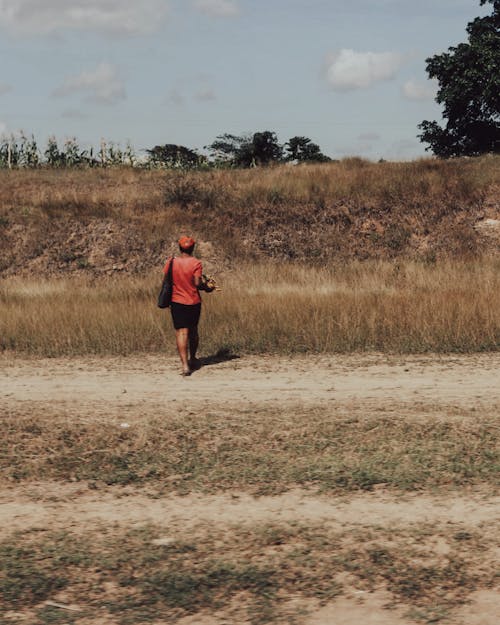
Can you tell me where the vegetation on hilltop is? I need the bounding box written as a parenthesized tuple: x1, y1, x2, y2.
(0, 130, 329, 170)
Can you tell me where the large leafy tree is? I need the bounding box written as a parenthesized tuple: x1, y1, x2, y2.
(207, 131, 283, 167)
(251, 131, 283, 165)
(147, 144, 201, 168)
(206, 133, 249, 165)
(418, 0, 500, 156)
(285, 136, 330, 162)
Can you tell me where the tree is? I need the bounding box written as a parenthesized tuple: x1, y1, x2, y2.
(206, 133, 250, 166)
(285, 136, 330, 162)
(0, 132, 40, 168)
(107, 142, 124, 166)
(0, 135, 19, 168)
(418, 0, 500, 157)
(251, 131, 283, 165)
(44, 136, 64, 167)
(18, 132, 40, 167)
(207, 130, 283, 167)
(63, 138, 83, 167)
(147, 144, 201, 168)
(124, 141, 137, 167)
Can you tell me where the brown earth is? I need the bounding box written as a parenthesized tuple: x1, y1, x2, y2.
(1, 353, 499, 624)
(2, 352, 500, 413)
(3, 206, 500, 278)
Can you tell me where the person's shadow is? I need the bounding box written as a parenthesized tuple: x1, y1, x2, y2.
(198, 348, 240, 368)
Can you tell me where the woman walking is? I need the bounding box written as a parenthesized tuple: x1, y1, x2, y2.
(163, 236, 213, 376)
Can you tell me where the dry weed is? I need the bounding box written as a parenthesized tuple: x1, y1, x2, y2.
(1, 522, 496, 624)
(1, 259, 499, 355)
(3, 405, 498, 491)
(1, 156, 498, 272)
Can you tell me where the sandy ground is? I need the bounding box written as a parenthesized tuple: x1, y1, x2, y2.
(1, 352, 499, 624)
(2, 352, 500, 411)
(1, 484, 499, 537)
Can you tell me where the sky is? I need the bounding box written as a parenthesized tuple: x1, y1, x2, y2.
(0, 0, 490, 161)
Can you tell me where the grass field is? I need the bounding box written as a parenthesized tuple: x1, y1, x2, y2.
(4, 404, 498, 491)
(1, 259, 499, 356)
(1, 263, 499, 623)
(1, 156, 497, 218)
(2, 520, 496, 625)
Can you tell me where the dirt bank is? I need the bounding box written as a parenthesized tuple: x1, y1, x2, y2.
(1, 161, 499, 277)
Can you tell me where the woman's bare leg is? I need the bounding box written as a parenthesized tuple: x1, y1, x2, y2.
(175, 328, 191, 375)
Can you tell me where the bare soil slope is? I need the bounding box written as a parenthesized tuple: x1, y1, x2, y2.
(1, 161, 499, 277)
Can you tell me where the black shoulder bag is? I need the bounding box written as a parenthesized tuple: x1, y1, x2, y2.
(158, 258, 174, 308)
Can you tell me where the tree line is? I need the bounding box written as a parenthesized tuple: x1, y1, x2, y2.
(0, 134, 139, 169)
(149, 132, 330, 168)
(0, 131, 330, 170)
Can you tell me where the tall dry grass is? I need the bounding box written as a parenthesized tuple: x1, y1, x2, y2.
(0, 167, 164, 217)
(1, 259, 499, 355)
(2, 156, 497, 215)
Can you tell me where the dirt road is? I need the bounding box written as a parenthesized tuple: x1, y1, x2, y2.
(1, 353, 499, 624)
(2, 352, 499, 411)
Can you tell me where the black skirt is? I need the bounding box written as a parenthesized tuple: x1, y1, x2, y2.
(170, 302, 201, 330)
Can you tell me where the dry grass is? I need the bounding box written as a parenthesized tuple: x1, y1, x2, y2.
(1, 521, 496, 624)
(3, 403, 498, 492)
(1, 156, 497, 216)
(1, 259, 499, 356)
(0, 167, 163, 217)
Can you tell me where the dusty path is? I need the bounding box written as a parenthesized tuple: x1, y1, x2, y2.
(1, 352, 499, 412)
(1, 353, 499, 624)
(1, 483, 499, 537)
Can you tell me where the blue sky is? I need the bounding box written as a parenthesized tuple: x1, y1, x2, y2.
(0, 0, 489, 160)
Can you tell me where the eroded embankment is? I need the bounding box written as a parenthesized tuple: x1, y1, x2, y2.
(0, 159, 499, 278)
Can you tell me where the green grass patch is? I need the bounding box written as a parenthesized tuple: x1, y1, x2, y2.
(2, 408, 499, 493)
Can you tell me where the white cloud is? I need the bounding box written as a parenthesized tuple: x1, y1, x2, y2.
(325, 49, 404, 91)
(0, 82, 12, 95)
(53, 63, 126, 105)
(402, 78, 438, 101)
(193, 0, 239, 17)
(0, 0, 169, 36)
